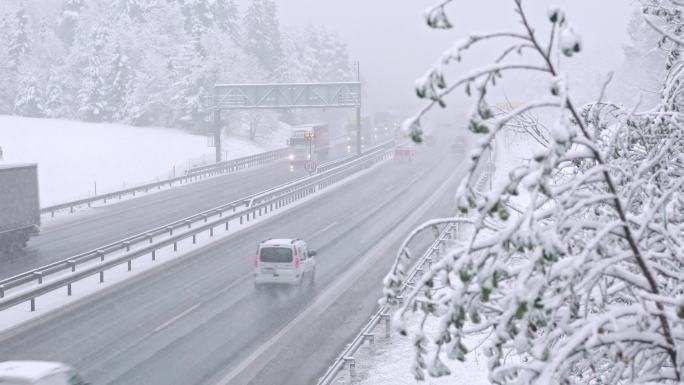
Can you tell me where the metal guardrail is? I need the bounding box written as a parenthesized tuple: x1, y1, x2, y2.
(317, 223, 457, 385)
(0, 143, 395, 310)
(185, 148, 288, 175)
(317, 164, 493, 385)
(40, 148, 289, 217)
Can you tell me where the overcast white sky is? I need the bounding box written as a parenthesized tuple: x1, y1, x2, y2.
(275, 0, 635, 114)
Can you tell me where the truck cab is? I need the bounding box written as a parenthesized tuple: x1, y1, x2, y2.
(287, 124, 329, 166)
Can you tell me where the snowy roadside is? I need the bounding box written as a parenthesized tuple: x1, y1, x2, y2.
(339, 129, 537, 385)
(0, 115, 288, 206)
(345, 313, 490, 385)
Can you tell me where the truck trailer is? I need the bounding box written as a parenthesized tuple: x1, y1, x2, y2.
(0, 164, 40, 253)
(287, 124, 330, 165)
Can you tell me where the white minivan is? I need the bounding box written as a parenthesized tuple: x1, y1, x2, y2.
(0, 361, 87, 385)
(254, 238, 316, 288)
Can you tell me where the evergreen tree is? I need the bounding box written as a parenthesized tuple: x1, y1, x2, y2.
(78, 23, 110, 121)
(8, 6, 30, 70)
(243, 0, 282, 77)
(57, 0, 85, 47)
(43, 69, 64, 118)
(106, 47, 132, 121)
(14, 72, 43, 117)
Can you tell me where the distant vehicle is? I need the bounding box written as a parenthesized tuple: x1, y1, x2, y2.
(346, 115, 373, 150)
(254, 238, 316, 289)
(287, 124, 330, 166)
(0, 164, 40, 254)
(0, 361, 88, 385)
(373, 111, 399, 136)
(394, 146, 414, 162)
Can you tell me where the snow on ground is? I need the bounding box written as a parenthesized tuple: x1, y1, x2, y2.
(341, 311, 490, 385)
(0, 115, 287, 206)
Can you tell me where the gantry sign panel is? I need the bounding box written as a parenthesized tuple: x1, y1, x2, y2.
(214, 82, 361, 110)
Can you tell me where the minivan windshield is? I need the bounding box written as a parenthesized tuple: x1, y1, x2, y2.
(259, 247, 293, 263)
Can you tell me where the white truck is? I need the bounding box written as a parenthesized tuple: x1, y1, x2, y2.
(0, 164, 40, 254)
(287, 124, 330, 168)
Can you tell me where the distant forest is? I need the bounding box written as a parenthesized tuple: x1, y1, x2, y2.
(0, 0, 354, 130)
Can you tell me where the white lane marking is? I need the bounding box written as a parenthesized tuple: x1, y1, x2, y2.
(313, 221, 338, 237)
(149, 274, 251, 336)
(213, 163, 464, 385)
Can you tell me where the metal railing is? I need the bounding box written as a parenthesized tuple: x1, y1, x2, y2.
(41, 148, 290, 217)
(317, 164, 493, 385)
(0, 143, 395, 311)
(317, 223, 457, 385)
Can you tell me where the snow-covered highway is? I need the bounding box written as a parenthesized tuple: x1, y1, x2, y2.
(0, 133, 465, 385)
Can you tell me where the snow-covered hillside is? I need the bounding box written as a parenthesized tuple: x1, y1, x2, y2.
(0, 115, 284, 206)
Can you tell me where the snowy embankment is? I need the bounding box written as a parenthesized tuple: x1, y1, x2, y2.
(0, 115, 286, 206)
(351, 131, 538, 384)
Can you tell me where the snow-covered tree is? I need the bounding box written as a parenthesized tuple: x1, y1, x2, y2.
(43, 69, 64, 118)
(57, 0, 86, 47)
(8, 6, 31, 70)
(243, 0, 281, 77)
(13, 72, 43, 117)
(77, 22, 110, 121)
(382, 1, 684, 384)
(105, 47, 132, 120)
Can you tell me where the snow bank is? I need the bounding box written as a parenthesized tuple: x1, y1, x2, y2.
(347, 312, 489, 385)
(0, 115, 280, 206)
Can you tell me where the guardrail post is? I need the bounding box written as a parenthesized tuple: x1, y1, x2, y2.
(98, 250, 105, 261)
(225, 221, 229, 231)
(174, 241, 178, 252)
(34, 272, 43, 284)
(128, 260, 132, 271)
(167, 226, 173, 236)
(218, 209, 223, 218)
(68, 259, 76, 272)
(124, 241, 131, 252)
(343, 357, 356, 382)
(185, 220, 192, 229)
(67, 283, 72, 296)
(99, 271, 104, 283)
(364, 333, 376, 356)
(252, 211, 256, 219)
(192, 234, 197, 244)
(240, 215, 243, 225)
(0, 285, 4, 298)
(147, 233, 153, 243)
(258, 207, 262, 216)
(202, 214, 208, 223)
(30, 298, 35, 312)
(152, 250, 156, 261)
(70, 206, 74, 214)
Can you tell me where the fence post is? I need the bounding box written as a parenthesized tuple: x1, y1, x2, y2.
(344, 357, 356, 382)
(364, 333, 376, 356)
(382, 313, 391, 339)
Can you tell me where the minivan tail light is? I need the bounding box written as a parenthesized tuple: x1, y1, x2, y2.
(294, 258, 300, 268)
(254, 257, 259, 267)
